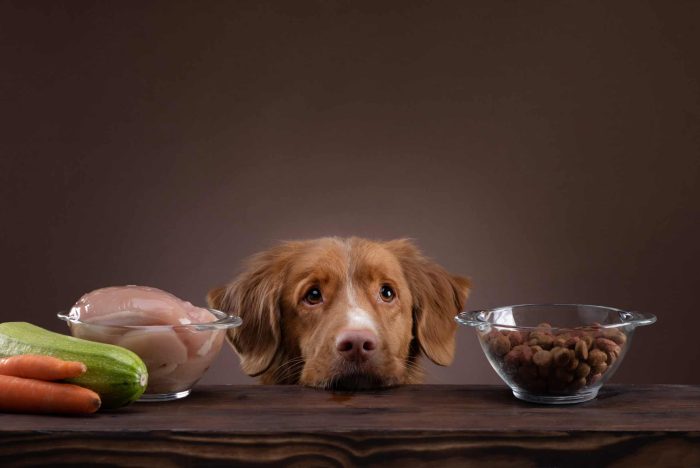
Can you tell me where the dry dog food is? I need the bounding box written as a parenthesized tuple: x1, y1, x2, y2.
(482, 323, 627, 395)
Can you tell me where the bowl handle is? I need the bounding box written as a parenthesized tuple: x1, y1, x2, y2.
(193, 310, 243, 331)
(454, 310, 489, 328)
(618, 310, 657, 327)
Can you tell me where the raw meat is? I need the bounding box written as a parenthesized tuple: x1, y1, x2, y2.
(68, 285, 222, 394)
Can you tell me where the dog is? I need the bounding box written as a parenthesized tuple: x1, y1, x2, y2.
(207, 237, 470, 390)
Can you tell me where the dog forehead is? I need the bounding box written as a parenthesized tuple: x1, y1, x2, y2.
(346, 240, 406, 282)
(286, 239, 349, 281)
(283, 237, 408, 289)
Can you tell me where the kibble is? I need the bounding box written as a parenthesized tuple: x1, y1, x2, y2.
(571, 377, 587, 390)
(575, 340, 589, 361)
(595, 338, 621, 354)
(533, 350, 553, 367)
(528, 332, 554, 350)
(588, 349, 607, 367)
(574, 362, 589, 378)
(603, 328, 627, 345)
(504, 344, 533, 368)
(567, 357, 580, 371)
(552, 336, 568, 348)
(592, 362, 608, 374)
(552, 347, 572, 367)
(504, 330, 525, 347)
(490, 334, 511, 356)
(481, 324, 628, 395)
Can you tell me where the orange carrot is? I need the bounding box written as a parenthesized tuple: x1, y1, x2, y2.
(0, 354, 87, 381)
(0, 375, 101, 414)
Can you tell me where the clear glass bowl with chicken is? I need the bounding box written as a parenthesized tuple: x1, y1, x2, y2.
(58, 285, 241, 401)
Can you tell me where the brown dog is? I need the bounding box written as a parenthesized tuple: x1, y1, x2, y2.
(208, 237, 470, 390)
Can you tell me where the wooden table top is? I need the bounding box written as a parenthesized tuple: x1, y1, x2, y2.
(1, 384, 699, 466)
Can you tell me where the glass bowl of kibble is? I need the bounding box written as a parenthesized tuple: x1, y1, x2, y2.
(456, 304, 656, 404)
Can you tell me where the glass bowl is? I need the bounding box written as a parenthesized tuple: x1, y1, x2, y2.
(456, 304, 656, 404)
(57, 308, 241, 401)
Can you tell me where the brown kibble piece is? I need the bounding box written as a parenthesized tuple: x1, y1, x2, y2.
(504, 344, 533, 367)
(533, 350, 553, 368)
(592, 362, 608, 374)
(539, 335, 554, 350)
(570, 377, 587, 390)
(484, 330, 502, 343)
(567, 357, 580, 371)
(603, 328, 627, 346)
(588, 349, 607, 366)
(564, 336, 581, 348)
(504, 349, 520, 368)
(595, 338, 621, 354)
(575, 340, 589, 360)
(528, 332, 554, 350)
(582, 335, 594, 349)
(588, 323, 604, 338)
(552, 336, 567, 348)
(519, 344, 533, 364)
(490, 334, 511, 356)
(575, 362, 591, 379)
(610, 332, 627, 346)
(552, 347, 572, 367)
(505, 330, 525, 347)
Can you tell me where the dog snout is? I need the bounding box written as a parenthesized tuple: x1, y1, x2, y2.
(336, 329, 378, 362)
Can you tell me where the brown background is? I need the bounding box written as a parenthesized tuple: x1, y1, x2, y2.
(1, 1, 699, 386)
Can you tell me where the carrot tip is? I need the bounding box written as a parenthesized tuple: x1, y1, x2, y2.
(91, 398, 102, 412)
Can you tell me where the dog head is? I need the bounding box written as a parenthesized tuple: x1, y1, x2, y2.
(208, 237, 470, 390)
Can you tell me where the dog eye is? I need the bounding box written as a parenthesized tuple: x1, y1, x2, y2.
(379, 285, 395, 302)
(303, 287, 323, 305)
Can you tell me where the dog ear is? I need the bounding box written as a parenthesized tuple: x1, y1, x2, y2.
(206, 286, 228, 312)
(207, 246, 293, 377)
(385, 239, 471, 366)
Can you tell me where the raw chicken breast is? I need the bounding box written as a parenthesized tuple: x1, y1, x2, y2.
(69, 285, 222, 394)
(70, 285, 216, 326)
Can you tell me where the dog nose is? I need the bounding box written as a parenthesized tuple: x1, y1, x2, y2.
(336, 330, 378, 362)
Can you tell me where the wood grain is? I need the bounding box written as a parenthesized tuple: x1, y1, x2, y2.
(1, 385, 699, 467)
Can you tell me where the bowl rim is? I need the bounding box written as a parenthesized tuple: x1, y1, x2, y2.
(57, 307, 242, 331)
(455, 303, 656, 331)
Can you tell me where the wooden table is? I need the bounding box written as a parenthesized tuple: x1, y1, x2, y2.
(1, 385, 699, 467)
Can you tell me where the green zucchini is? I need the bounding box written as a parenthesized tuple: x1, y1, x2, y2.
(0, 322, 148, 409)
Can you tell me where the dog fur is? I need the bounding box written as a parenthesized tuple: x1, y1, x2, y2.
(208, 237, 470, 390)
